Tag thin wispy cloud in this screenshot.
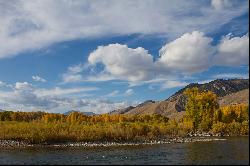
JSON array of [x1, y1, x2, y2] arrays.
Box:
[[0, 0, 248, 58], [124, 89, 134, 96], [212, 73, 249, 79], [104, 90, 120, 97], [104, 89, 135, 98], [32, 75, 47, 82], [160, 81, 189, 91]]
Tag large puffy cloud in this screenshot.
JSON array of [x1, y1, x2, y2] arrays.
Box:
[[214, 34, 249, 66], [63, 31, 248, 84], [158, 31, 215, 73], [88, 44, 155, 81], [159, 32, 249, 69], [0, 0, 248, 58]]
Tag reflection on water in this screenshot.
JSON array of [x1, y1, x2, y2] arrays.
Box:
[[184, 137, 249, 165], [0, 137, 248, 165]]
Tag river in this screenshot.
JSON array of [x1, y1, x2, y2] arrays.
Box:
[[0, 137, 248, 165]]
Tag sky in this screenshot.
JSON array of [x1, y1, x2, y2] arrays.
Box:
[[0, 0, 249, 114]]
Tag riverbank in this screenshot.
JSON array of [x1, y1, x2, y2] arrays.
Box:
[[0, 136, 228, 148]]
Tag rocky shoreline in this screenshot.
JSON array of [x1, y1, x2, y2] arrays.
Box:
[[0, 136, 228, 148]]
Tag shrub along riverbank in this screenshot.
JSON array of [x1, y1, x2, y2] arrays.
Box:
[[0, 88, 248, 144]]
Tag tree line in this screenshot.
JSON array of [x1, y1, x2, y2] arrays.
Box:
[[0, 87, 248, 143], [0, 111, 169, 124]]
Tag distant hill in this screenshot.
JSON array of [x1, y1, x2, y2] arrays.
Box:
[[64, 110, 96, 116], [109, 106, 135, 115], [108, 100, 155, 115], [110, 79, 249, 119]]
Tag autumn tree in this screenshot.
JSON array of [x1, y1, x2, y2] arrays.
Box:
[[184, 87, 219, 130]]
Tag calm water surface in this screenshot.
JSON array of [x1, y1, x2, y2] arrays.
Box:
[[0, 137, 248, 165]]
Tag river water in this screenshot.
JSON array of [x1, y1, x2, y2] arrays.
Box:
[[0, 137, 248, 165]]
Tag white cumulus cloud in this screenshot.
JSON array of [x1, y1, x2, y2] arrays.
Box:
[[158, 31, 215, 73], [63, 31, 249, 85], [88, 44, 156, 82], [214, 33, 249, 66]]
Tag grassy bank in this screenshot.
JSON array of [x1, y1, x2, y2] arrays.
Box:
[[0, 119, 248, 144], [0, 120, 187, 144]]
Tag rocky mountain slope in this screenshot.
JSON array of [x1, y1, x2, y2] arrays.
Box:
[[218, 89, 249, 107], [110, 79, 249, 119]]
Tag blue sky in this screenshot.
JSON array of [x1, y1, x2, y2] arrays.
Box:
[[0, 0, 249, 113]]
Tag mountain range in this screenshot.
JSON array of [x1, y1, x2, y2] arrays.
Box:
[[110, 79, 249, 119], [0, 79, 248, 118]]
